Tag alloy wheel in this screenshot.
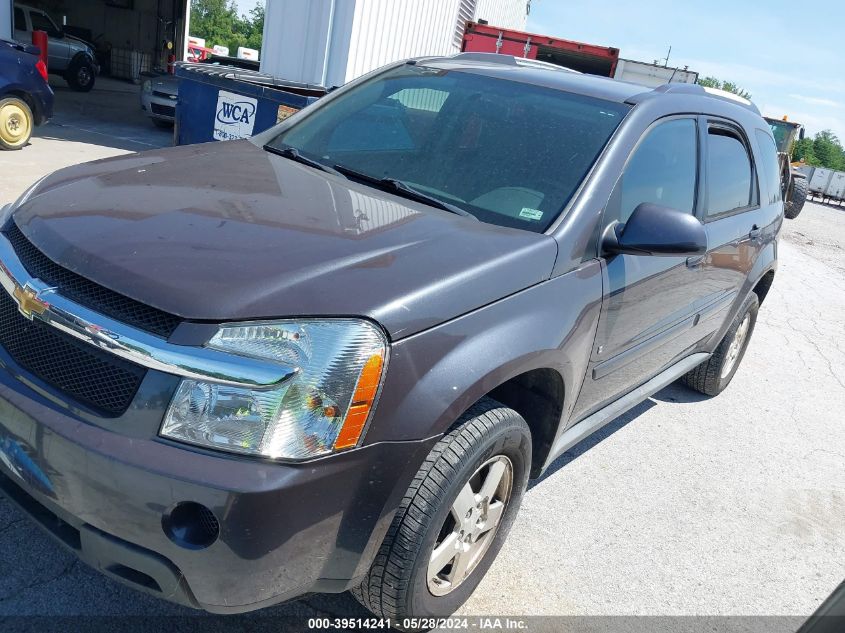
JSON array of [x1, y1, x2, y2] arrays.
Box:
[[721, 313, 750, 379], [427, 455, 513, 596], [78, 67, 92, 87]]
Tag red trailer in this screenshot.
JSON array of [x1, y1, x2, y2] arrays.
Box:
[[461, 22, 619, 77]]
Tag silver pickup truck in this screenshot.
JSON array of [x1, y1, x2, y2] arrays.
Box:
[[13, 3, 98, 92]]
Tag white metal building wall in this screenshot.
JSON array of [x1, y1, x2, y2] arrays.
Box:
[[261, 0, 341, 87], [261, 0, 527, 87], [343, 0, 462, 81], [475, 0, 528, 32], [1, 1, 11, 40]]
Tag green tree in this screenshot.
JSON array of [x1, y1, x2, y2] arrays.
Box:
[[811, 130, 845, 171], [792, 130, 845, 170], [792, 137, 819, 166], [190, 0, 264, 56], [697, 76, 752, 100], [241, 4, 265, 51]]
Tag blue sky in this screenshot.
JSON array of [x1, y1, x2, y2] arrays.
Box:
[[526, 0, 845, 141]]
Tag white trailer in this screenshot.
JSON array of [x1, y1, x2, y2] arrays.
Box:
[[809, 168, 835, 195], [824, 171, 845, 202], [613, 58, 698, 88]]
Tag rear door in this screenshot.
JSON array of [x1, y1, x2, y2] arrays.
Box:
[[572, 116, 705, 420], [694, 119, 766, 337]]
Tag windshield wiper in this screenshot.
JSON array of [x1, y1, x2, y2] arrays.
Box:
[[332, 164, 476, 219], [263, 144, 342, 177]]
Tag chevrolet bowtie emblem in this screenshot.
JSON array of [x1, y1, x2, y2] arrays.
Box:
[[13, 283, 50, 320]]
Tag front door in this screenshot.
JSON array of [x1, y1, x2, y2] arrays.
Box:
[[572, 117, 706, 420]]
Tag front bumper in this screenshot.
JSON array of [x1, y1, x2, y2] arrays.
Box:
[[32, 83, 54, 126], [141, 91, 177, 121], [0, 365, 435, 612]]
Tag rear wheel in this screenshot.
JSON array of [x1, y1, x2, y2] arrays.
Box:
[[682, 293, 759, 396], [352, 397, 531, 627], [0, 97, 33, 150], [785, 175, 808, 219]]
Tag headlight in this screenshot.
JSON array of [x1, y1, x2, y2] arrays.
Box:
[[142, 79, 152, 94], [160, 319, 387, 460]]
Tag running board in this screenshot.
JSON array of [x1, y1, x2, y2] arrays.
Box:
[[544, 352, 711, 468]]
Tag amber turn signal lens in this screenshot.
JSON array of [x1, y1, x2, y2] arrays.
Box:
[[334, 353, 384, 450]]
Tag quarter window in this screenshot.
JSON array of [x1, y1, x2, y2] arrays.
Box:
[[14, 8, 25, 29], [755, 129, 782, 205], [706, 128, 755, 216], [613, 118, 698, 225]]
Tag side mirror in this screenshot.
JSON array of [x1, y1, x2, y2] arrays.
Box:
[[603, 202, 707, 257]]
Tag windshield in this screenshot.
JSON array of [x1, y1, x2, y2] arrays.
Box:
[[266, 64, 629, 232], [768, 120, 795, 154]]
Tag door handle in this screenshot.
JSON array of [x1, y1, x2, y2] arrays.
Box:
[[686, 255, 705, 268], [749, 225, 762, 240]]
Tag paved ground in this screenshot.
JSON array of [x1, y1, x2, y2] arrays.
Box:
[[0, 90, 843, 627], [0, 76, 170, 201]]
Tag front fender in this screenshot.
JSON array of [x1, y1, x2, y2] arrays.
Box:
[[364, 260, 603, 444], [70, 50, 99, 73]]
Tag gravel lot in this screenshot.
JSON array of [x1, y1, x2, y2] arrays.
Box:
[[0, 98, 843, 628]]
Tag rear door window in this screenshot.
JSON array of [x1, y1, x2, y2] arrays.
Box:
[[706, 127, 756, 217]]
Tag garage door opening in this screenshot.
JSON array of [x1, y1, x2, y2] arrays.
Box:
[[12, 0, 190, 150]]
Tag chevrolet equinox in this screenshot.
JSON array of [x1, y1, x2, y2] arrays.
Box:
[[0, 53, 782, 623]]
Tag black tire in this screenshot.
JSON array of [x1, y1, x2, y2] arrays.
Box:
[[352, 397, 531, 627], [151, 118, 174, 129], [0, 97, 33, 150], [785, 175, 808, 219], [682, 292, 759, 396], [66, 59, 96, 92]]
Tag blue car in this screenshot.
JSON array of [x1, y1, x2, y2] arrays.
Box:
[[0, 37, 53, 150]]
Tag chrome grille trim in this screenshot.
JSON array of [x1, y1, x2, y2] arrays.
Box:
[[0, 226, 295, 389]]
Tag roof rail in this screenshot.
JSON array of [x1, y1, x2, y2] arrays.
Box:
[[649, 83, 760, 114], [450, 52, 519, 65], [449, 52, 580, 73]]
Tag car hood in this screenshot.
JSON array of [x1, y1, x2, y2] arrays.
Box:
[[150, 74, 178, 95], [63, 34, 93, 53], [11, 141, 557, 339]]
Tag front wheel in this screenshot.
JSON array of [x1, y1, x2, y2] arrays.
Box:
[[681, 292, 759, 396], [0, 97, 33, 150], [66, 59, 96, 92], [353, 397, 531, 626], [785, 175, 808, 219]]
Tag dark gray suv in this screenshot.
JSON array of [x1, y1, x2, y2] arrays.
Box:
[[0, 53, 781, 623]]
